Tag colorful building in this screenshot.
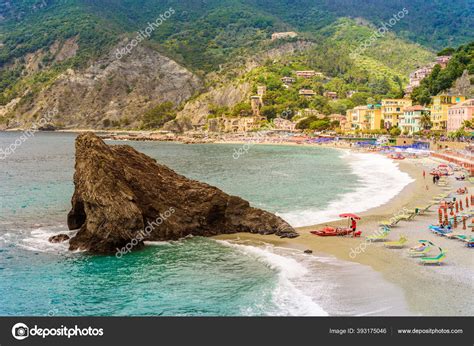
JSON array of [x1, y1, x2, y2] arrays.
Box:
[[281, 76, 296, 84], [430, 94, 465, 131], [323, 91, 338, 100], [346, 105, 368, 131], [447, 99, 474, 133], [295, 71, 323, 78], [398, 105, 430, 135], [365, 104, 382, 130], [381, 98, 412, 129], [299, 89, 316, 97], [435, 55, 452, 68]]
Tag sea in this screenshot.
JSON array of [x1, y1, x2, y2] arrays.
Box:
[[0, 132, 414, 316]]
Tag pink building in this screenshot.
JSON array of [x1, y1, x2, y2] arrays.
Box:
[[447, 99, 474, 132], [435, 55, 452, 68]]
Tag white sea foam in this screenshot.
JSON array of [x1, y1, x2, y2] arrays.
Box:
[[278, 150, 415, 227], [18, 226, 75, 253], [216, 240, 328, 316]]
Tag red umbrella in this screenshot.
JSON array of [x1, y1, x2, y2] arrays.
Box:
[[339, 213, 361, 220]]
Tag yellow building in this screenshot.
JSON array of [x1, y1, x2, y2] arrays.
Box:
[[381, 98, 412, 129], [365, 105, 382, 130], [430, 94, 465, 131], [344, 105, 381, 132], [346, 106, 368, 132]]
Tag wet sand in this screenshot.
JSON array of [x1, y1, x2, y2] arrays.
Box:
[[215, 157, 474, 316]]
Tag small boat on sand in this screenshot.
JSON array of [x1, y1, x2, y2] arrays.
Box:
[[388, 153, 405, 160], [311, 227, 361, 237]]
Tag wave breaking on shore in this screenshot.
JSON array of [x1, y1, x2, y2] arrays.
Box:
[[278, 150, 415, 227]]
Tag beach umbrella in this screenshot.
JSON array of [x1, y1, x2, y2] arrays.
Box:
[[466, 196, 469, 208], [460, 200, 464, 211], [453, 214, 458, 228], [438, 209, 443, 225], [444, 209, 449, 226], [471, 195, 473, 205], [455, 201, 459, 213], [463, 216, 467, 230], [339, 213, 361, 220], [450, 205, 454, 216]]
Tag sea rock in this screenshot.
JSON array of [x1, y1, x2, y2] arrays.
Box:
[[48, 234, 70, 243], [304, 249, 313, 254], [65, 133, 297, 254], [38, 124, 56, 131]]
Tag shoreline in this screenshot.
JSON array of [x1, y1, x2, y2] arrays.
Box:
[[215, 156, 474, 316]]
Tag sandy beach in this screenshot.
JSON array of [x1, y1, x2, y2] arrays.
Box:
[[215, 155, 474, 316]]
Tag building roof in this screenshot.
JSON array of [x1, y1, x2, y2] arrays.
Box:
[[404, 105, 428, 112], [449, 99, 474, 108]]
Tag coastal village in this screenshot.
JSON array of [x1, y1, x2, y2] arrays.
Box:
[[203, 49, 473, 137]]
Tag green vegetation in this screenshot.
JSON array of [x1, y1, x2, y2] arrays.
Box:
[[411, 42, 474, 105], [0, 0, 469, 128], [141, 102, 176, 129], [240, 22, 434, 124]]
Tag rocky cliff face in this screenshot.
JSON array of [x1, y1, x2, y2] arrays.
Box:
[[6, 42, 202, 129], [65, 133, 297, 254], [165, 40, 314, 131], [447, 70, 474, 98]]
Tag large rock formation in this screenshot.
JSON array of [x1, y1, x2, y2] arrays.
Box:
[[66, 133, 297, 254]]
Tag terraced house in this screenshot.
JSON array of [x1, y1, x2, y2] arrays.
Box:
[[381, 98, 412, 129], [398, 105, 430, 135], [447, 99, 474, 133], [430, 94, 465, 130], [365, 104, 382, 131], [345, 105, 368, 131]]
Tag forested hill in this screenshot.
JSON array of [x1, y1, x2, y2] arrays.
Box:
[[0, 0, 472, 129], [1, 0, 472, 71]]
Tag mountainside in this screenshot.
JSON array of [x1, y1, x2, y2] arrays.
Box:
[[411, 42, 474, 105], [0, 0, 471, 129]]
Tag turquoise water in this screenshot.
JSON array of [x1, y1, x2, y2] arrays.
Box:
[[0, 133, 410, 316]]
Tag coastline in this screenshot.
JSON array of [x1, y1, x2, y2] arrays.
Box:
[[215, 156, 474, 316]]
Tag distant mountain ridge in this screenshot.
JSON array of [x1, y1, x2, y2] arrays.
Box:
[[0, 0, 471, 129]]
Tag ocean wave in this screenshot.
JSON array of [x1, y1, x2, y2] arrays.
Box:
[[278, 151, 415, 227], [18, 226, 75, 253], [216, 240, 328, 316]]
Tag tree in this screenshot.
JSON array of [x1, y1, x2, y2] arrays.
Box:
[[141, 102, 176, 129], [309, 119, 331, 130], [420, 112, 432, 130], [390, 127, 401, 136], [232, 102, 253, 117], [296, 116, 319, 129]]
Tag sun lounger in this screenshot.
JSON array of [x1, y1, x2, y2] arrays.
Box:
[[367, 229, 390, 242], [420, 252, 446, 265], [379, 215, 406, 227], [384, 235, 408, 248], [416, 203, 434, 214], [430, 226, 452, 236], [398, 212, 417, 222], [409, 244, 432, 257]]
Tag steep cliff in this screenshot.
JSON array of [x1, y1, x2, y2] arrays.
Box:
[[4, 42, 203, 129]]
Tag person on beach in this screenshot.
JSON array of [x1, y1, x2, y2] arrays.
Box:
[[423, 170, 426, 179], [350, 217, 357, 234], [432, 174, 436, 184]]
